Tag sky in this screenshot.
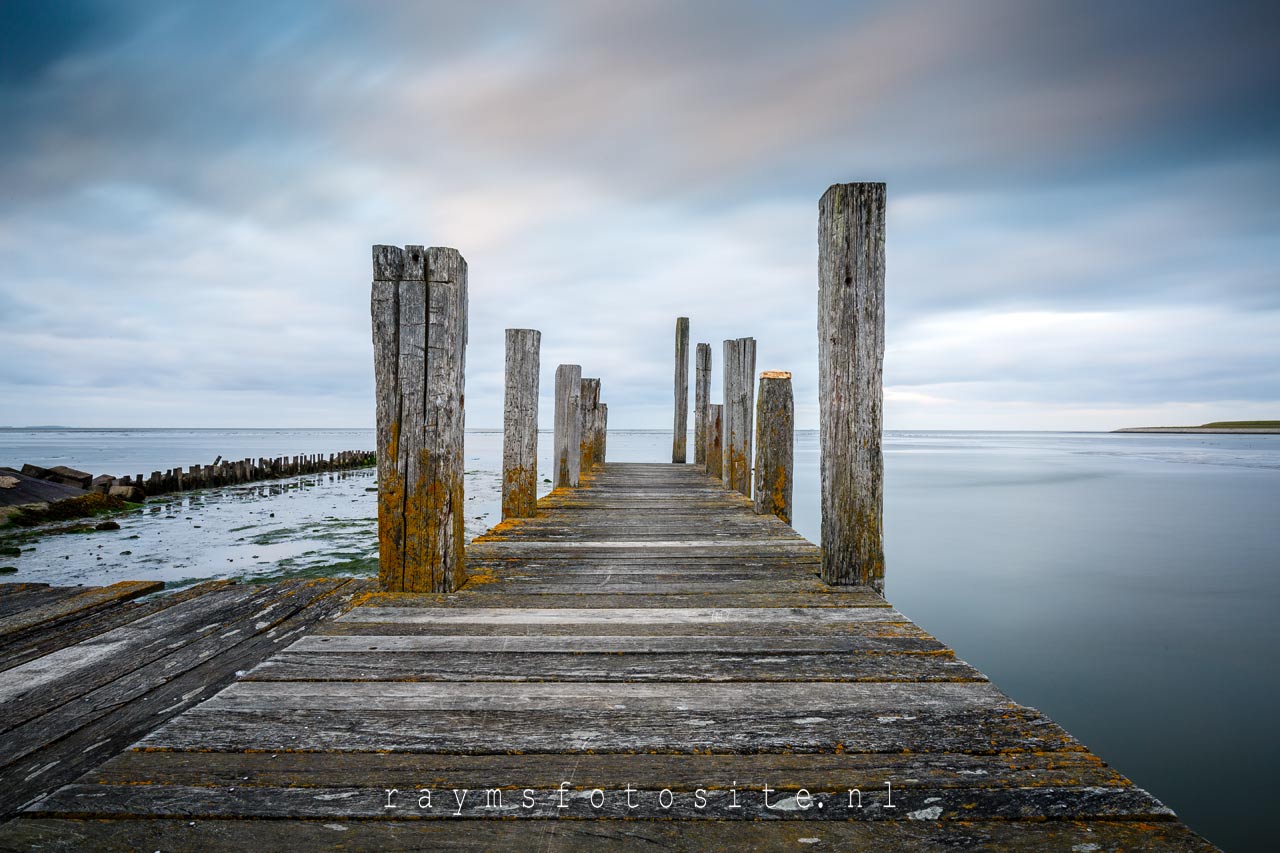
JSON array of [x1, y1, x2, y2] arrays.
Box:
[[1, 0, 1277, 431]]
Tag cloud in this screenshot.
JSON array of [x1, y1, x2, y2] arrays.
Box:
[[1, 0, 1278, 430]]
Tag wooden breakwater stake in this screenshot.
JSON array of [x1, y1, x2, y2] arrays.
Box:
[[694, 342, 711, 466], [554, 364, 583, 488], [754, 370, 794, 524], [705, 402, 724, 480], [597, 402, 608, 463], [580, 378, 601, 471], [501, 328, 540, 520], [672, 317, 690, 463], [818, 182, 886, 590], [721, 336, 756, 497], [371, 244, 468, 593]]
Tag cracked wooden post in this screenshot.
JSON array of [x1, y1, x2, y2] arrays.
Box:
[[597, 402, 608, 463], [554, 364, 583, 488], [819, 182, 886, 591], [580, 377, 601, 471], [673, 317, 690, 463], [371, 244, 468, 593], [705, 403, 724, 480], [721, 336, 756, 497], [502, 328, 540, 520], [753, 371, 794, 524], [694, 343, 711, 466]]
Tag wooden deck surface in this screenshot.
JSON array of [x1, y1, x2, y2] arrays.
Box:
[[1, 463, 1215, 850]]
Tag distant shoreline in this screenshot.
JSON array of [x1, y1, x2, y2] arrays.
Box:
[[1114, 426, 1280, 434]]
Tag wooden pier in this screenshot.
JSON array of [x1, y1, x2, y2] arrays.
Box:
[[0, 463, 1213, 850]]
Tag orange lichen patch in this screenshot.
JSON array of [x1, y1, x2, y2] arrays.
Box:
[[473, 514, 535, 542]]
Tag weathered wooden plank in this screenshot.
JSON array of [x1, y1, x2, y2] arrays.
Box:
[[818, 182, 886, 590], [0, 579, 372, 820], [0, 580, 163, 640], [0, 818, 1217, 852], [553, 364, 582, 488], [201, 681, 1006, 712], [84, 748, 1128, 792], [289, 632, 946, 653], [673, 316, 689, 462], [722, 336, 756, 496], [28, 781, 1170, 822], [244, 650, 982, 683], [136, 706, 1077, 754], [339, 607, 905, 625], [502, 329, 540, 520], [754, 370, 794, 524], [350, 592, 891, 610]]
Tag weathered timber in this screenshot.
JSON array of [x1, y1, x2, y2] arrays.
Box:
[[694, 341, 711, 466], [579, 377, 600, 471], [705, 401, 724, 479], [596, 402, 607, 463], [553, 364, 582, 488], [818, 182, 886, 590], [721, 336, 756, 496], [672, 316, 690, 462], [501, 328, 540, 519], [753, 370, 794, 523], [0, 463, 1211, 850], [371, 243, 468, 593]]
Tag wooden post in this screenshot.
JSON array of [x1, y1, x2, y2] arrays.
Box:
[[580, 378, 601, 471], [694, 343, 711, 466], [721, 336, 756, 497], [672, 317, 690, 463], [597, 402, 608, 463], [818, 182, 886, 591], [371, 243, 468, 594], [753, 371, 794, 524], [501, 328, 540, 520], [554, 364, 583, 488], [705, 403, 724, 480]]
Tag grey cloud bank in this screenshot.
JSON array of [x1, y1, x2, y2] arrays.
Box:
[[1, 0, 1277, 430]]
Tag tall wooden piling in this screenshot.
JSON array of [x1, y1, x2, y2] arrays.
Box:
[[371, 243, 468, 594], [554, 364, 583, 488], [597, 402, 608, 463], [580, 378, 601, 471], [721, 336, 756, 497], [694, 343, 711, 466], [672, 317, 690, 463], [753, 371, 794, 524], [705, 403, 724, 480], [818, 182, 886, 591], [501, 328, 540, 520]]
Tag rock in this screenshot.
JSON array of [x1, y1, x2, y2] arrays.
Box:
[[47, 466, 93, 489], [0, 545, 20, 557], [0, 476, 19, 490], [91, 475, 116, 494], [0, 566, 16, 575], [108, 485, 147, 502], [20, 463, 53, 480], [95, 520, 121, 531]]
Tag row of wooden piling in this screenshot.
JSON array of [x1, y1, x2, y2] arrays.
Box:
[[112, 450, 376, 499]]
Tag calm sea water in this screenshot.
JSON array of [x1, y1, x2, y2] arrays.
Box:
[[2, 427, 1276, 850]]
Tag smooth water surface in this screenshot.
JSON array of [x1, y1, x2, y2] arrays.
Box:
[[2, 428, 1276, 849]]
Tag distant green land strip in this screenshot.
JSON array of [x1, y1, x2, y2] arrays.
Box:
[[1114, 420, 1280, 434]]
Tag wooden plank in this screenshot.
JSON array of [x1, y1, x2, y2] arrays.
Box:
[[84, 748, 1129, 791], [135, 706, 1078, 754], [340, 606, 906, 625], [0, 580, 163, 640], [244, 650, 982, 683], [28, 781, 1170, 822], [0, 579, 373, 820], [818, 182, 886, 590], [288, 633, 948, 653]]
